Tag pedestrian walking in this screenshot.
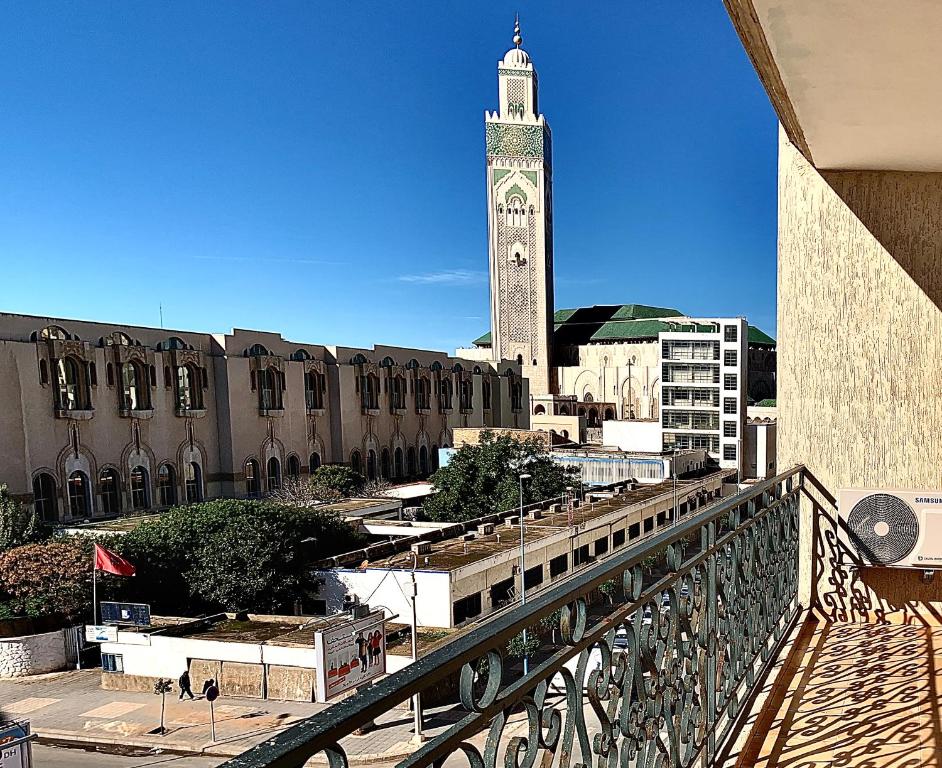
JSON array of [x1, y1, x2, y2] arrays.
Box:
[[178, 669, 195, 700], [202, 677, 216, 697]]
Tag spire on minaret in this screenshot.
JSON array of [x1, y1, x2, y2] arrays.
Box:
[[513, 14, 522, 48]]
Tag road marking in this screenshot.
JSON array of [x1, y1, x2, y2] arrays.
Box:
[[81, 701, 146, 718], [5, 697, 60, 714]]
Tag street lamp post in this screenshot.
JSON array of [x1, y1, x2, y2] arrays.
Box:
[[408, 552, 424, 743], [518, 472, 532, 674]]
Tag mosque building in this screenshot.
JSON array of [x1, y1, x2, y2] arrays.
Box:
[[457, 19, 777, 471]]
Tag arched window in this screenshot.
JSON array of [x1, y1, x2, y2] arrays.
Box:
[[380, 356, 396, 368], [305, 370, 324, 410], [380, 449, 391, 480], [394, 447, 404, 478], [68, 471, 90, 518], [440, 378, 453, 411], [516, 354, 524, 365], [130, 466, 150, 510], [121, 361, 150, 411], [482, 379, 492, 410], [157, 464, 176, 507], [57, 356, 89, 410], [99, 468, 121, 515], [511, 381, 523, 411], [391, 375, 407, 410], [459, 380, 473, 410], [559, 405, 570, 415], [534, 404, 546, 415], [245, 460, 260, 498], [267, 457, 281, 492], [286, 455, 301, 480], [588, 408, 600, 428], [350, 450, 362, 475], [361, 374, 379, 410], [431, 444, 439, 471], [419, 446, 429, 476], [507, 196, 526, 227], [578, 406, 587, 417], [176, 364, 203, 410], [604, 407, 615, 421], [185, 462, 203, 503], [416, 377, 431, 410], [33, 473, 58, 522], [259, 367, 283, 410], [367, 450, 377, 481], [584, 393, 594, 403], [407, 447, 416, 477], [309, 452, 321, 473], [41, 325, 69, 341]]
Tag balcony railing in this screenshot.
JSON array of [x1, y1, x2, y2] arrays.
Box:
[[222, 468, 803, 768]]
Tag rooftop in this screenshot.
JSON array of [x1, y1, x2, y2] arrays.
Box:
[[472, 304, 775, 348]]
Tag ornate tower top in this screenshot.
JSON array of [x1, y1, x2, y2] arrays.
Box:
[[503, 14, 531, 68], [513, 14, 522, 47]]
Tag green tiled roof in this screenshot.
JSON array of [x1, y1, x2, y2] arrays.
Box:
[[611, 304, 683, 320], [553, 308, 579, 322], [756, 399, 776, 407], [472, 331, 492, 346], [748, 325, 776, 346], [589, 319, 674, 341]]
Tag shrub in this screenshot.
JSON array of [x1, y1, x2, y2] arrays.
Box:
[[0, 539, 90, 620]]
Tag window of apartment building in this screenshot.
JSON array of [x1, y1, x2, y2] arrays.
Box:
[[724, 398, 737, 414], [724, 421, 737, 437], [612, 529, 626, 548], [628, 522, 641, 540], [724, 349, 737, 367], [99, 469, 121, 515], [380, 448, 391, 479], [56, 357, 91, 411], [407, 447, 416, 476], [156, 464, 176, 507], [259, 367, 284, 410], [309, 452, 321, 473], [594, 536, 609, 557], [643, 517, 654, 534], [724, 374, 737, 391], [549, 553, 568, 578], [102, 653, 124, 673], [452, 592, 483, 625], [489, 576, 514, 607], [439, 378, 453, 411], [185, 462, 203, 503], [459, 379, 473, 410], [391, 375, 407, 410], [724, 325, 738, 342], [394, 448, 404, 478], [419, 445, 429, 475], [524, 564, 544, 591], [130, 466, 149, 510], [723, 444, 737, 461], [67, 470, 90, 517]]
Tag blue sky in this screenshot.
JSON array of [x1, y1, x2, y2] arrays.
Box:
[[0, 2, 778, 351]]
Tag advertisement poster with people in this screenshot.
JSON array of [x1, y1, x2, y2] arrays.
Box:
[[313, 611, 386, 702]]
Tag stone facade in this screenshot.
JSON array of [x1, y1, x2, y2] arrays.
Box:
[[0, 312, 528, 520], [0, 629, 67, 677]]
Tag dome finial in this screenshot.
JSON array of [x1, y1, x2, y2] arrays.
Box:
[[513, 13, 522, 48]]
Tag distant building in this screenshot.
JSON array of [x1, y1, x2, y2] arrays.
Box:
[[457, 22, 776, 473], [0, 312, 528, 521]]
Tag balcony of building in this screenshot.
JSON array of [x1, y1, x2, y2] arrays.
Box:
[[220, 467, 942, 768]]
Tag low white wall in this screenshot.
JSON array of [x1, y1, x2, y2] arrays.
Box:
[[101, 633, 319, 679], [602, 420, 662, 452], [0, 629, 67, 678]]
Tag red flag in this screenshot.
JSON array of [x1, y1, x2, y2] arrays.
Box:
[[94, 544, 136, 577]]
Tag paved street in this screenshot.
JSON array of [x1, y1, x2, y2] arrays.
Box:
[[32, 743, 222, 767]]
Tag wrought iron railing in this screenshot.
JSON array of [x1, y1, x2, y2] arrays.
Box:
[[223, 467, 804, 768]]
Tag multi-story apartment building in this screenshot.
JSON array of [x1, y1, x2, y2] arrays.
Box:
[[660, 317, 747, 470], [0, 312, 528, 522]]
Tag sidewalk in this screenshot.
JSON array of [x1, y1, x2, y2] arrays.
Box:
[[0, 669, 469, 763]]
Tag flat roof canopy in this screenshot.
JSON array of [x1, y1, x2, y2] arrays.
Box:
[[733, 1, 942, 171]]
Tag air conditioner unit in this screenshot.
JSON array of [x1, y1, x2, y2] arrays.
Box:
[[410, 542, 432, 556], [839, 488, 942, 568]]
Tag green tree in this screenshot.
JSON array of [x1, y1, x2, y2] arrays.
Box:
[[116, 499, 364, 614], [423, 432, 580, 523], [311, 465, 366, 498], [0, 539, 91, 620], [0, 484, 49, 552]]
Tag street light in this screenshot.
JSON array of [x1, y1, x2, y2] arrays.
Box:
[[518, 472, 532, 674]]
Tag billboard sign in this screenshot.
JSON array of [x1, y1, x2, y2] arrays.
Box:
[[100, 601, 151, 627], [85, 625, 119, 643], [314, 610, 386, 702], [0, 721, 32, 768]]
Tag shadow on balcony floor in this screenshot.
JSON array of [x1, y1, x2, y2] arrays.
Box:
[[734, 618, 942, 767]]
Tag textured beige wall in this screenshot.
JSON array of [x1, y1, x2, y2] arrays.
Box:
[[779, 130, 942, 621], [778, 130, 942, 490]]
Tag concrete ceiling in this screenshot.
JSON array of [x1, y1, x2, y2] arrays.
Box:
[[745, 1, 942, 171]]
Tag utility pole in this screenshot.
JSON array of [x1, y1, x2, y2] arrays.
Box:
[[409, 553, 424, 742], [518, 472, 531, 675]]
